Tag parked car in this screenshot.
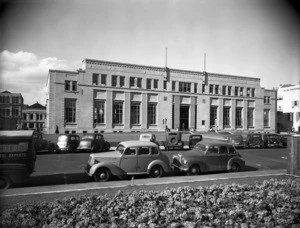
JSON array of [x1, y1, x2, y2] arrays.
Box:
[[33, 132, 56, 153], [85, 141, 171, 182], [226, 134, 244, 149], [189, 134, 203, 150], [262, 133, 284, 148], [244, 133, 263, 148], [77, 133, 110, 153], [172, 141, 245, 175], [279, 134, 291, 148], [56, 134, 80, 153], [164, 132, 184, 150], [139, 133, 159, 146]]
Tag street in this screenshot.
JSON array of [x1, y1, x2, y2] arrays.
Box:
[[12, 147, 288, 188]]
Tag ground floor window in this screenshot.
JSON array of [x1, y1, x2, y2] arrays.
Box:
[[236, 107, 243, 127], [131, 102, 140, 124], [148, 103, 157, 125], [223, 107, 230, 126], [94, 100, 105, 124], [247, 108, 254, 127], [113, 101, 123, 124], [65, 99, 76, 123], [264, 109, 270, 127], [210, 106, 218, 126]]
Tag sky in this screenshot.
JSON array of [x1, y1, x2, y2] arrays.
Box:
[[0, 0, 300, 105]]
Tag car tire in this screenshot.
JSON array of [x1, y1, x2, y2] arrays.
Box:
[[94, 168, 111, 182], [169, 137, 178, 145], [0, 175, 11, 190], [231, 163, 240, 172], [188, 164, 200, 175], [149, 165, 163, 178]]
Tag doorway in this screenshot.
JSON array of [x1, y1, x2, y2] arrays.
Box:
[[180, 105, 189, 130]]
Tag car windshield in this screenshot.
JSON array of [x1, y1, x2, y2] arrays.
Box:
[[116, 144, 125, 154], [193, 144, 208, 152], [191, 136, 201, 139], [58, 135, 68, 142], [252, 135, 260, 138], [82, 135, 94, 140], [269, 135, 279, 139]]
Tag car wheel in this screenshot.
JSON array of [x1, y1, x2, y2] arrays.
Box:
[[0, 175, 11, 190], [231, 163, 240, 172], [94, 168, 111, 182], [149, 165, 163, 178], [188, 164, 200, 175]]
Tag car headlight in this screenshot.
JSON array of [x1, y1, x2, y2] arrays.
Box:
[[182, 158, 187, 165]]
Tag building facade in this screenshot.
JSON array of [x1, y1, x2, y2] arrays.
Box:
[[46, 59, 277, 134], [277, 84, 300, 132], [22, 102, 46, 131], [0, 91, 23, 130]]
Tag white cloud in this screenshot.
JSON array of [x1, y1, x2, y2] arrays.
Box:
[[0, 50, 75, 105]]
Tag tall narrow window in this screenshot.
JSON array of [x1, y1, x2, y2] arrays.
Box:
[[94, 100, 105, 124], [148, 103, 157, 125], [72, 81, 77, 91], [202, 84, 206, 93], [65, 99, 76, 123], [240, 87, 244, 96], [251, 88, 255, 97], [130, 77, 135, 87], [209, 85, 213, 94], [235, 87, 239, 96], [113, 101, 123, 124], [194, 83, 198, 93], [153, 79, 158, 89], [147, 79, 152, 89], [163, 81, 167, 90], [236, 107, 243, 127], [131, 102, 140, 124], [137, 78, 142, 88], [247, 108, 254, 127], [92, 74, 99, 85], [112, 75, 117, 87], [215, 85, 219, 95], [223, 107, 230, 126], [264, 109, 270, 127], [222, 86, 226, 95], [101, 74, 107, 85], [120, 76, 125, 87], [172, 81, 176, 91], [228, 86, 232, 96], [210, 106, 218, 126], [247, 88, 251, 97], [65, 80, 71, 91]]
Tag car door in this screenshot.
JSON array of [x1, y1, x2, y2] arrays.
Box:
[[120, 147, 138, 174], [136, 146, 152, 173], [218, 145, 231, 170], [204, 145, 222, 171]]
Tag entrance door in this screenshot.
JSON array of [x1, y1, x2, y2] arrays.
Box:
[[180, 105, 189, 130]]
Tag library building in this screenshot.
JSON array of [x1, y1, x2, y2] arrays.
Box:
[[46, 59, 276, 134]]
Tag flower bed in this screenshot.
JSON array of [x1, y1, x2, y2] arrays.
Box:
[[1, 178, 300, 227]]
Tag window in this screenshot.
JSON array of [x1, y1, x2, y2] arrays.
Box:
[[112, 75, 117, 87], [137, 78, 142, 88], [153, 79, 158, 89], [72, 81, 77, 91], [264, 109, 270, 127], [235, 87, 239, 96], [65, 80, 71, 91], [194, 83, 198, 93], [210, 106, 218, 126], [138, 147, 150, 155], [251, 88, 255, 97], [124, 148, 136, 156], [240, 87, 244, 96], [220, 146, 228, 154], [65, 80, 77, 92], [223, 107, 230, 126], [151, 147, 159, 155], [247, 108, 254, 127], [148, 103, 157, 125], [120, 76, 125, 87], [92, 74, 99, 85], [23, 114, 26, 120], [131, 102, 140, 124], [228, 86, 232, 96], [113, 101, 123, 124], [94, 100, 105, 124], [179, 82, 191, 92], [65, 99, 76, 123], [147, 79, 151, 89], [236, 107, 243, 127], [101, 74, 107, 85], [202, 84, 206, 93], [247, 88, 251, 97], [30, 114, 34, 120], [264, 96, 270, 104], [130, 77, 135, 87], [164, 81, 167, 90], [222, 86, 226, 95], [209, 85, 213, 94], [215, 85, 219, 95], [172, 81, 176, 91]]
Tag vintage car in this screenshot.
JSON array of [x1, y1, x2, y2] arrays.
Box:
[[262, 133, 284, 148], [189, 134, 203, 150], [226, 134, 245, 149], [33, 132, 56, 153], [244, 133, 263, 148], [172, 141, 245, 175], [85, 141, 171, 182], [56, 134, 80, 153], [164, 132, 184, 150], [139, 133, 159, 145], [77, 133, 110, 153], [0, 130, 37, 189]]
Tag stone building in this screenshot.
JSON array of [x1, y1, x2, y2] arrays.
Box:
[[22, 102, 46, 130], [46, 59, 277, 134]]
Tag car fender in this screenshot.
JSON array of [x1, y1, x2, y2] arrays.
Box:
[[147, 160, 171, 174], [227, 157, 244, 170], [89, 162, 126, 176], [186, 159, 206, 172]]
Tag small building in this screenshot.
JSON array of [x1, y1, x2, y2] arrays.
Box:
[[46, 59, 277, 134], [0, 91, 23, 130], [22, 102, 46, 131], [277, 84, 300, 132]]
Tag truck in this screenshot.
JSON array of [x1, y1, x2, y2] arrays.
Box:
[[0, 130, 37, 189]]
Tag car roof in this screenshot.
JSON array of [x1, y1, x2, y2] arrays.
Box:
[[197, 140, 233, 147], [119, 140, 158, 147]]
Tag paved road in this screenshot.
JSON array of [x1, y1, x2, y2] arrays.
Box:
[[11, 147, 288, 188]]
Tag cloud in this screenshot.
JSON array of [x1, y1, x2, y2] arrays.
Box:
[[0, 50, 75, 105]]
